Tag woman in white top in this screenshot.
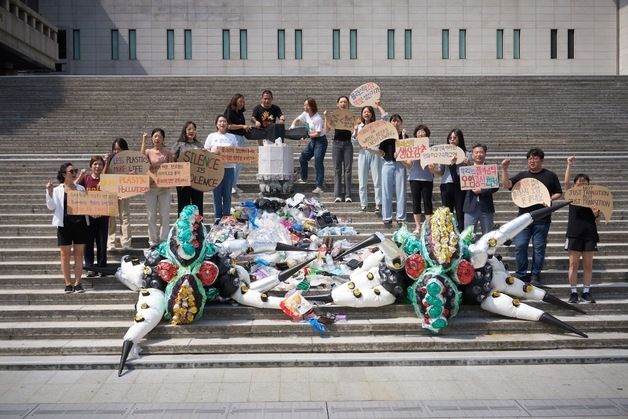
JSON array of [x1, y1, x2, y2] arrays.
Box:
[[204, 115, 239, 222], [292, 97, 327, 194]]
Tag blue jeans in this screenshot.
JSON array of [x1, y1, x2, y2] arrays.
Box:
[[464, 209, 494, 235], [299, 136, 328, 187], [381, 161, 407, 221], [213, 168, 235, 221], [358, 149, 383, 209], [513, 222, 551, 279]]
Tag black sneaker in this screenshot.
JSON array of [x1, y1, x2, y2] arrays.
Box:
[[64, 285, 73, 294], [86, 271, 97, 278], [73, 284, 85, 293], [580, 292, 596, 303], [568, 292, 579, 304]]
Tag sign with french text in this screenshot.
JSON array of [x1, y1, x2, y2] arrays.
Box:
[[100, 174, 150, 199], [215, 146, 259, 165], [565, 184, 613, 222], [511, 178, 551, 208], [420, 144, 467, 168], [154, 162, 191, 188], [395, 138, 430, 162], [349, 82, 381, 107], [326, 109, 357, 131], [67, 190, 119, 216], [108, 151, 150, 175], [356, 120, 398, 148], [459, 164, 499, 190], [180, 149, 224, 192]]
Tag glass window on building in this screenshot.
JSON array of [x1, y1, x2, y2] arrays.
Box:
[[350, 29, 357, 60], [333, 29, 340, 59], [72, 29, 80, 60], [240, 29, 247, 60], [567, 29, 574, 59], [222, 29, 230, 60], [167, 29, 174, 60], [277, 29, 285, 59], [128, 29, 136, 60], [513, 29, 520, 59], [387, 29, 395, 59], [441, 29, 449, 59], [184, 29, 192, 60], [111, 29, 119, 60], [459, 29, 466, 59], [404, 29, 412, 59], [57, 29, 66, 60], [496, 29, 503, 59], [550, 29, 557, 59], [295, 29, 302, 59]]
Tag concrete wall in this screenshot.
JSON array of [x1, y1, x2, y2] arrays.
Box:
[[39, 0, 620, 76], [621, 0, 628, 74]]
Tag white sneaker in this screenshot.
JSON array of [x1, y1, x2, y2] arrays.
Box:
[[234, 185, 243, 193], [231, 187, 237, 194], [312, 187, 324, 194], [345, 197, 352, 202], [334, 197, 342, 203]]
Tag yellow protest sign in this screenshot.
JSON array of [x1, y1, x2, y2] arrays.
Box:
[[395, 138, 430, 162], [420, 144, 467, 168], [349, 82, 381, 107], [356, 120, 398, 148], [565, 184, 613, 222], [180, 149, 224, 192], [215, 146, 259, 165], [511, 178, 551, 208], [100, 174, 150, 199], [154, 162, 191, 188], [67, 190, 119, 216], [326, 109, 358, 131], [108, 151, 150, 175]]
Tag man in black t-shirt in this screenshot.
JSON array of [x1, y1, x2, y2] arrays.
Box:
[[501, 148, 562, 286], [251, 90, 285, 145]]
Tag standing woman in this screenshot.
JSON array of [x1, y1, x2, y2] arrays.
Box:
[[46, 163, 89, 293], [204, 115, 238, 222], [104, 138, 132, 250], [293, 97, 327, 194], [225, 94, 251, 194], [378, 114, 408, 225], [76, 155, 109, 277], [435, 128, 468, 230], [564, 155, 600, 304], [141, 128, 175, 248], [325, 96, 354, 203], [171, 121, 204, 217], [352, 101, 388, 213], [402, 124, 435, 234]]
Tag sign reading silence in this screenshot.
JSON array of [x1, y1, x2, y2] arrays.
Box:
[[179, 149, 224, 192], [459, 164, 499, 191], [356, 120, 398, 148], [107, 151, 150, 175], [420, 144, 467, 168], [349, 82, 381, 108], [511, 177, 551, 208], [565, 184, 613, 223], [395, 138, 430, 162]]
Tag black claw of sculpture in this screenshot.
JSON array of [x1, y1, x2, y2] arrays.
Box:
[[274, 242, 317, 253], [118, 340, 134, 377], [539, 312, 588, 338], [333, 233, 385, 261], [543, 293, 587, 314]]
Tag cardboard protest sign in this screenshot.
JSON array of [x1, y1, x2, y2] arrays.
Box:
[[459, 164, 499, 191], [180, 149, 224, 192], [565, 184, 613, 222], [326, 109, 357, 131], [154, 162, 191, 188], [349, 82, 381, 107], [108, 151, 150, 175], [420, 144, 467, 168], [100, 174, 150, 199], [395, 138, 430, 162], [215, 146, 259, 165], [67, 190, 119, 216], [356, 120, 398, 148], [511, 178, 551, 208]]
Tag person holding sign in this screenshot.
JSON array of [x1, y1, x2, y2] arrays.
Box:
[[75, 155, 109, 277], [462, 144, 499, 235], [141, 128, 175, 248], [435, 128, 469, 230], [104, 138, 133, 250], [352, 101, 388, 213], [46, 163, 89, 293], [403, 124, 436, 234], [225, 94, 252, 194], [251, 89, 285, 146], [501, 148, 562, 287], [292, 97, 327, 194], [171, 121, 204, 217], [378, 114, 408, 225], [324, 95, 354, 203], [563, 156, 600, 304], [204, 115, 239, 222]]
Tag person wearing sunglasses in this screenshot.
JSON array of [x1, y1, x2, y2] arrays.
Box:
[[46, 163, 90, 293]]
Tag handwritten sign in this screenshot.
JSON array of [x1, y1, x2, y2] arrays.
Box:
[[100, 174, 150, 199], [349, 82, 381, 107], [216, 146, 259, 165], [565, 184, 613, 222], [420, 144, 467, 168], [67, 190, 119, 216], [356, 120, 398, 148], [154, 162, 191, 188], [395, 138, 430, 162], [180, 149, 224, 192], [326, 109, 357, 131], [459, 164, 499, 190], [108, 151, 150, 175], [511, 178, 551, 208]]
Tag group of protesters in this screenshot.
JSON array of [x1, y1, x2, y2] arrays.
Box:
[[45, 89, 600, 305]]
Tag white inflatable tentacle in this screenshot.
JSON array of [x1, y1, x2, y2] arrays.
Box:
[[480, 292, 543, 321], [122, 288, 166, 343]]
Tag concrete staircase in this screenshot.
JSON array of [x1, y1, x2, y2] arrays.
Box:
[[0, 76, 627, 370]]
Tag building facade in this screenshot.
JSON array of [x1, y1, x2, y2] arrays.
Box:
[[40, 0, 628, 76]]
